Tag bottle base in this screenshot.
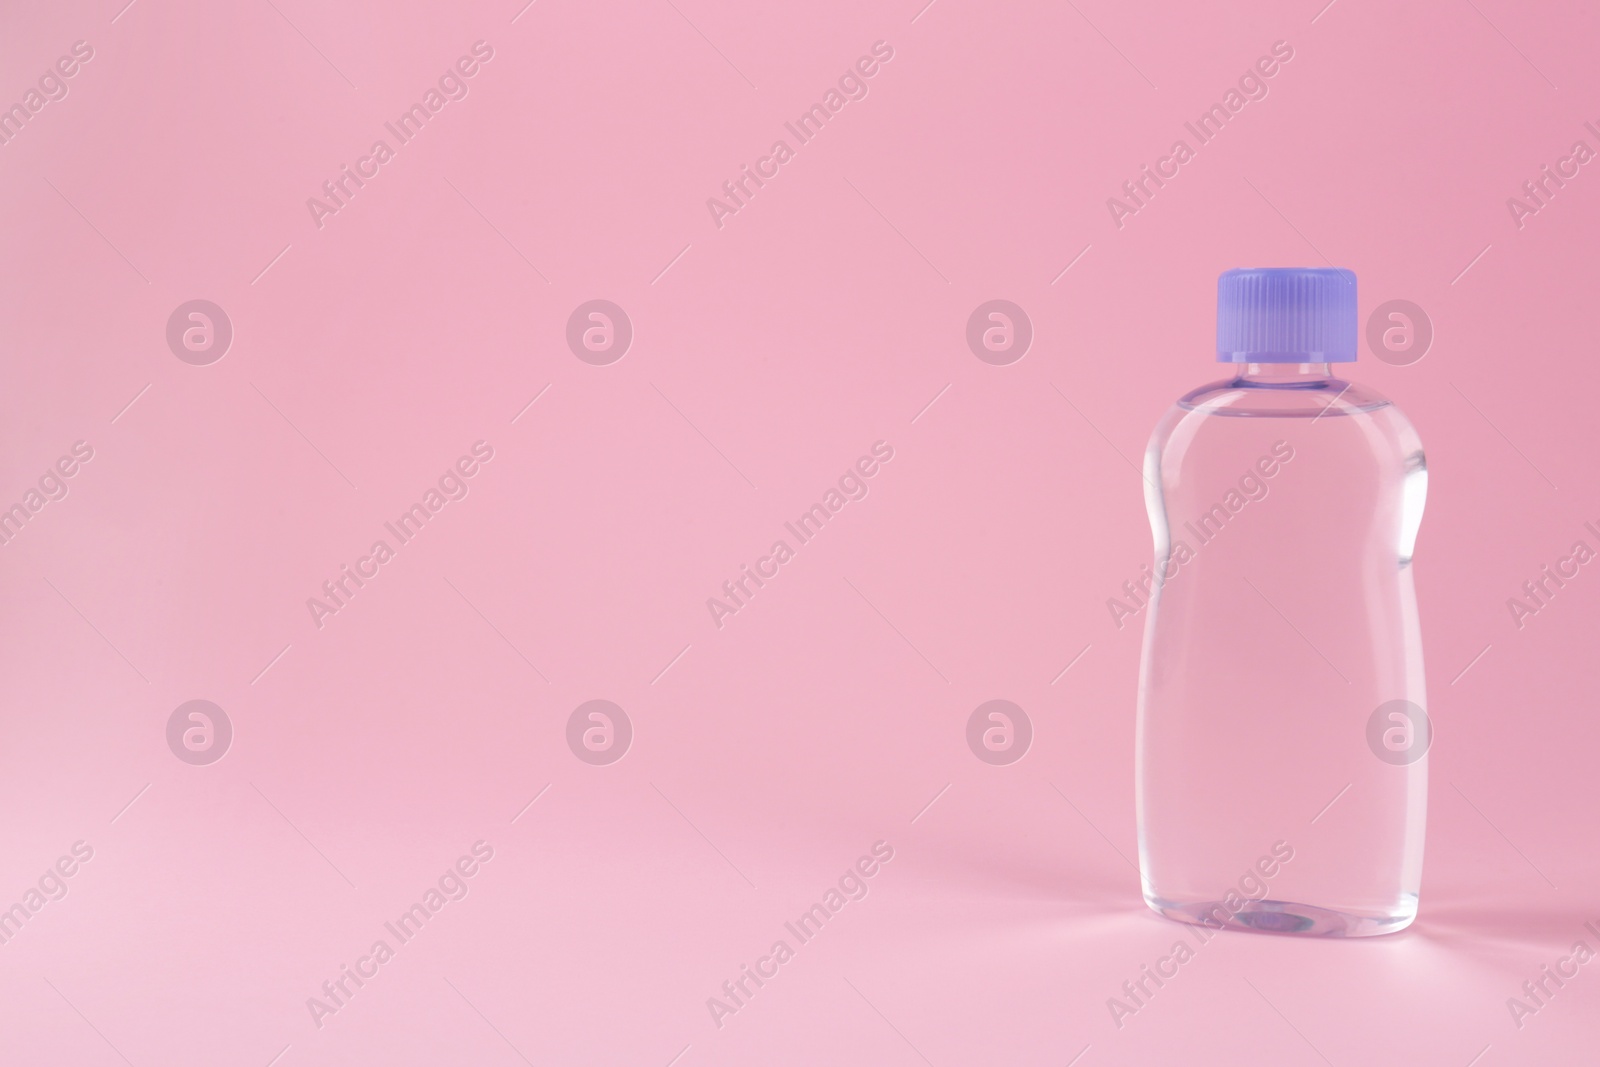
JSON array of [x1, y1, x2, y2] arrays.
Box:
[[1144, 893, 1417, 938]]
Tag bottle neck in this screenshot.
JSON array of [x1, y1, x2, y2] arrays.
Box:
[[1234, 362, 1333, 384]]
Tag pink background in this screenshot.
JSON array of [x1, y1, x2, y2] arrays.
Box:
[[2, 0, 1598, 1063]]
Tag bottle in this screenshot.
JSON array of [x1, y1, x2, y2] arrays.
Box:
[[1135, 267, 1428, 937]]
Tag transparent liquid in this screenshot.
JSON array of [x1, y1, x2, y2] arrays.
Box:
[[1135, 364, 1428, 937]]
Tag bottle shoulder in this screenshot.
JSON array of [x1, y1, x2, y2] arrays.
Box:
[[1148, 372, 1425, 474], [1174, 373, 1394, 419]]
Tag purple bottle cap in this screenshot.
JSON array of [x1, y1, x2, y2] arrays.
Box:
[[1217, 267, 1358, 363]]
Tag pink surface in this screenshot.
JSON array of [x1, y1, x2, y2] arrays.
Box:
[[2, 0, 1598, 1064]]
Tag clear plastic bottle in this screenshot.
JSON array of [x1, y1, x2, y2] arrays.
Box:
[[1135, 268, 1428, 937]]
